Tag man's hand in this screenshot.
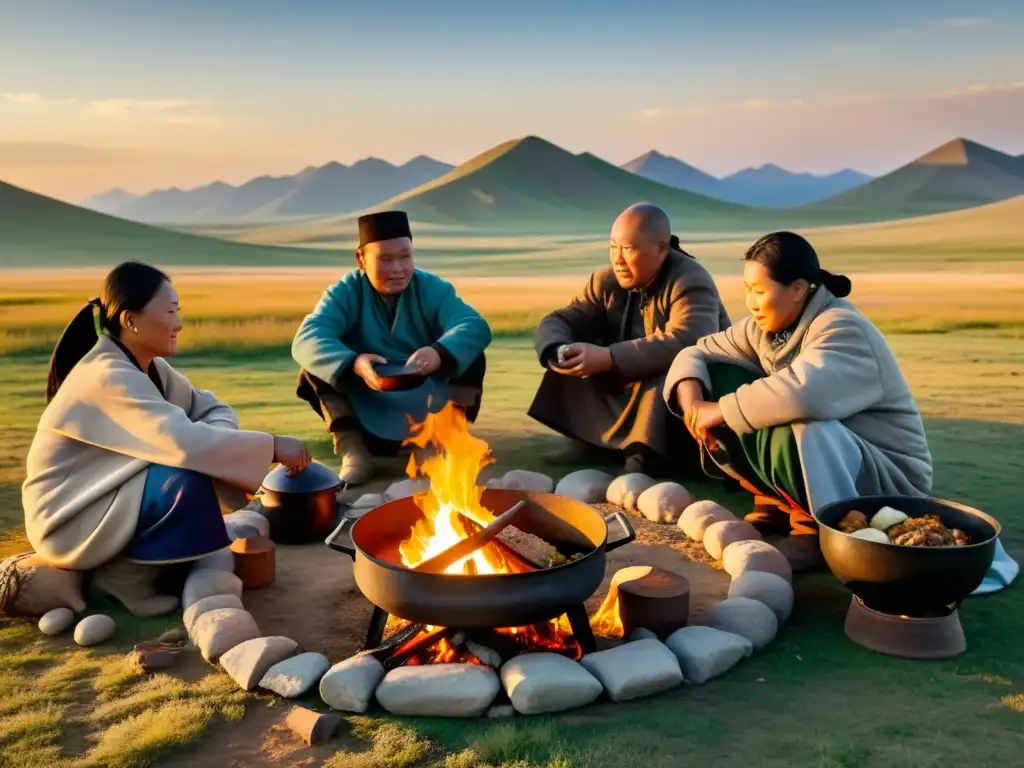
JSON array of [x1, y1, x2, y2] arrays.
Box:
[[406, 346, 441, 376], [353, 353, 387, 390], [555, 343, 613, 378]]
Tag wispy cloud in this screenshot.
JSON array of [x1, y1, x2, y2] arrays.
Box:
[[638, 81, 1023, 120], [934, 17, 992, 28], [85, 97, 222, 126], [3, 92, 45, 106]]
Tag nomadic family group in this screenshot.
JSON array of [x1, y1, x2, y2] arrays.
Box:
[[1, 203, 1015, 620]]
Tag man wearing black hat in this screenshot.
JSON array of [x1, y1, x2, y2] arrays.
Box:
[[292, 210, 492, 485]]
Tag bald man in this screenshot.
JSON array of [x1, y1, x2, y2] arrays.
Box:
[[528, 203, 731, 475]]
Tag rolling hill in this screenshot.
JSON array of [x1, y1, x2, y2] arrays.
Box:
[[810, 138, 1024, 217], [84, 156, 453, 224], [349, 136, 809, 232], [622, 152, 871, 207], [0, 179, 337, 267]]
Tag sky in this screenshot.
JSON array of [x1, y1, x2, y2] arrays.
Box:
[[0, 0, 1022, 201]]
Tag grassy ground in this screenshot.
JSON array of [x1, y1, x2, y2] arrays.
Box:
[[1, 272, 1023, 767]]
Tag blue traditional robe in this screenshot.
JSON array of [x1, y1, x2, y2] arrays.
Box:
[[291, 269, 492, 442]]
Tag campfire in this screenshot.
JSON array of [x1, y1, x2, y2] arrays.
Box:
[[365, 403, 583, 667]]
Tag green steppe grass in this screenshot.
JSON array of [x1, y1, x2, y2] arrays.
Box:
[[1, 257, 1023, 767]]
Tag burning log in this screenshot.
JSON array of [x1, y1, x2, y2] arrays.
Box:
[[412, 501, 528, 574], [366, 621, 425, 661], [382, 626, 456, 671]]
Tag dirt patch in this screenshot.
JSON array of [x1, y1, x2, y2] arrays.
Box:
[[169, 489, 728, 766]]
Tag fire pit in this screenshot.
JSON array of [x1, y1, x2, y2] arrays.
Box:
[[325, 403, 635, 664]]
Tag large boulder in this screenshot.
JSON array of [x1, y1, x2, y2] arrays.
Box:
[[320, 654, 386, 713], [678, 500, 736, 541], [663, 626, 752, 684], [500, 652, 603, 715], [636, 482, 694, 524], [220, 636, 299, 691], [375, 664, 500, 717], [554, 469, 615, 504], [728, 571, 794, 623], [702, 597, 778, 650], [606, 473, 657, 512], [501, 470, 555, 493], [579, 639, 683, 702]]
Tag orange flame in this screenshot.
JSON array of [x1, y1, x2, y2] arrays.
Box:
[[398, 402, 512, 575]]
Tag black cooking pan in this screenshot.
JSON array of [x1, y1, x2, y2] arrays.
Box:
[[325, 488, 636, 628], [257, 461, 341, 544]]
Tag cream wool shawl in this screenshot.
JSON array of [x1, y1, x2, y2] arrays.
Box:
[[663, 287, 933, 509], [23, 336, 275, 570]]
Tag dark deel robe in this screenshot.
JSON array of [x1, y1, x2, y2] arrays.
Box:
[[528, 249, 731, 463]]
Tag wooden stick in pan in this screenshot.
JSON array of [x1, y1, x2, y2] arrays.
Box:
[[412, 500, 528, 574]]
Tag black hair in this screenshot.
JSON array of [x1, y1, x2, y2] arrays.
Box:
[[744, 231, 851, 298], [45, 261, 170, 402]]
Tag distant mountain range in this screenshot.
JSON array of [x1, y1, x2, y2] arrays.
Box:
[[808, 138, 1024, 216], [85, 156, 454, 224], [621, 151, 872, 207]]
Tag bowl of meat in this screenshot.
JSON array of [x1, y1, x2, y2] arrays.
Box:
[[814, 495, 1000, 617]]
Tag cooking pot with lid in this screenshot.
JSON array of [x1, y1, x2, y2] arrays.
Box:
[[257, 461, 342, 544]]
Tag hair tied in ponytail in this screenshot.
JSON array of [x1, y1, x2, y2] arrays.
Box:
[[669, 234, 681, 250], [818, 268, 852, 299]]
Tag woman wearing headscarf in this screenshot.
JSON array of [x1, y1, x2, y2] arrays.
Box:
[[662, 232, 933, 571], [15, 261, 310, 618]]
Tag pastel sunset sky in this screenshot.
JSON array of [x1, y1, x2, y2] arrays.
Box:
[[1, 0, 1021, 201]]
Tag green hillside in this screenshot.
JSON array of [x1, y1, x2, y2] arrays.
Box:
[[358, 136, 822, 233], [0, 179, 339, 267], [810, 138, 1024, 218]]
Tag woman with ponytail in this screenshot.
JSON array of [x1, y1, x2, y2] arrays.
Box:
[[21, 261, 311, 618], [662, 232, 934, 571]]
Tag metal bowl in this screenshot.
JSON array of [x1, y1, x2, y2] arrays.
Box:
[[374, 363, 426, 392], [815, 495, 999, 617]]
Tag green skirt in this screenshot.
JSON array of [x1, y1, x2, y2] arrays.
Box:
[[701, 363, 809, 512]]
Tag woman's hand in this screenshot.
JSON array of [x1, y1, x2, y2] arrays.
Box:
[[674, 379, 703, 413], [273, 435, 312, 476], [683, 401, 725, 440]]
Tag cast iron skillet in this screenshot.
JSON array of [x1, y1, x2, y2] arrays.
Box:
[[815, 495, 999, 617], [326, 488, 636, 628]]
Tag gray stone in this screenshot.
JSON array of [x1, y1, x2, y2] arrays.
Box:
[[182, 570, 243, 611], [678, 500, 736, 541], [227, 524, 261, 541], [485, 478, 504, 489], [259, 652, 331, 698], [223, 509, 270, 538], [192, 608, 261, 662], [501, 652, 603, 715], [637, 482, 694, 524], [74, 615, 116, 647], [703, 597, 779, 650], [664, 626, 752, 684], [721, 540, 793, 583], [466, 641, 502, 669], [703, 520, 762, 560], [220, 636, 299, 691], [320, 654, 386, 713], [375, 664, 500, 717], [184, 594, 245, 637], [383, 478, 430, 502], [554, 469, 615, 504], [350, 493, 383, 509], [38, 607, 75, 636], [728, 571, 795, 624], [606, 473, 657, 512], [579, 639, 683, 702], [502, 469, 555, 493], [488, 704, 515, 718], [627, 627, 658, 642], [192, 548, 235, 573]]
